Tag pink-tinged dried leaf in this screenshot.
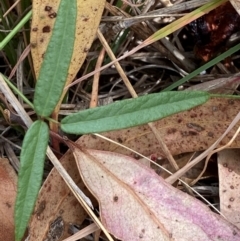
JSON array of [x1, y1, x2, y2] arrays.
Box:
[[218, 149, 240, 229], [72, 147, 240, 241], [0, 158, 17, 241], [78, 98, 240, 158], [29, 150, 96, 241]]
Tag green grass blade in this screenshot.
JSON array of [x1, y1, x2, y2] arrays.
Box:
[[15, 120, 49, 241], [33, 0, 76, 117], [0, 10, 32, 51], [147, 0, 227, 44], [1, 74, 34, 109], [61, 91, 209, 134], [163, 43, 240, 91]]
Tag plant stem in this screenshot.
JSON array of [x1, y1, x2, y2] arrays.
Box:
[[0, 10, 32, 50], [0, 73, 34, 109]]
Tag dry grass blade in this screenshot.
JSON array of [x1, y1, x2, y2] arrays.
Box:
[[190, 125, 240, 186], [8, 44, 31, 80], [2, 0, 21, 18], [90, 47, 105, 108], [62, 223, 99, 241], [0, 74, 32, 127], [117, 0, 212, 25], [166, 111, 240, 184], [97, 29, 137, 98]]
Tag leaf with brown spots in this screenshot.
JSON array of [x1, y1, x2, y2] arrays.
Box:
[[218, 149, 240, 229], [31, 0, 105, 95], [31, 0, 60, 77], [0, 158, 17, 241]]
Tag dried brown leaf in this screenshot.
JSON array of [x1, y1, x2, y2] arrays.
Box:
[[0, 158, 17, 241], [29, 150, 96, 241], [218, 149, 240, 229], [78, 98, 240, 158]]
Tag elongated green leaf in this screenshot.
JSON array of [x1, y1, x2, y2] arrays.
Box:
[[33, 0, 76, 117], [15, 120, 49, 241], [61, 91, 210, 134]]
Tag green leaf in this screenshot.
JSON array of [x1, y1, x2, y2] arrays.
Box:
[[15, 120, 49, 241], [61, 91, 210, 134], [33, 0, 76, 117]]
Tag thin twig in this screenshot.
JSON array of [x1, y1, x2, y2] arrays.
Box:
[[3, 0, 21, 18], [90, 47, 105, 108], [191, 126, 240, 185], [166, 111, 240, 184], [97, 29, 179, 170], [97, 29, 138, 98]]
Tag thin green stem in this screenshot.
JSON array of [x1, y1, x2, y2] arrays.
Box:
[[0, 10, 32, 50], [163, 43, 240, 91], [1, 74, 61, 124], [210, 94, 240, 99], [0, 73, 34, 109], [45, 116, 59, 124]]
